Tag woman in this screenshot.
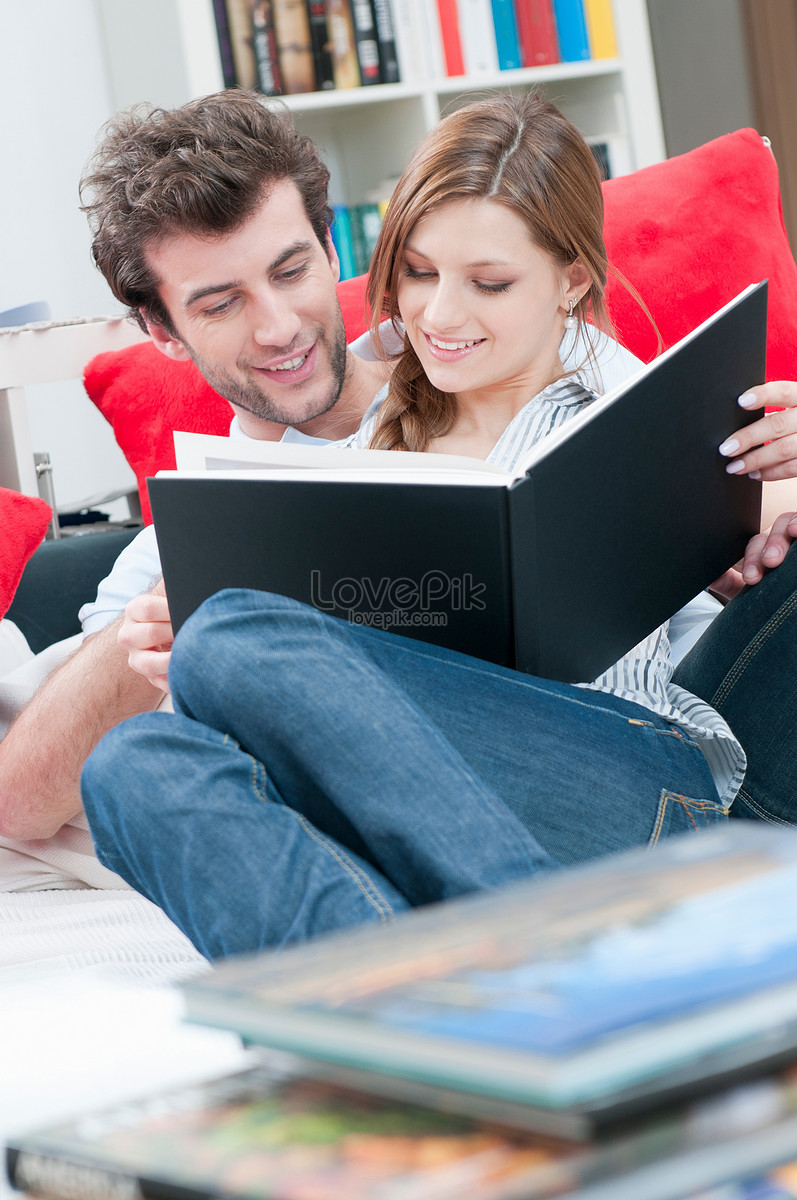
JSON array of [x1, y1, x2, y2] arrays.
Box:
[[84, 94, 742, 960]]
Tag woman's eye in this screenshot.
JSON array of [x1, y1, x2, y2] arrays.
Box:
[[404, 266, 435, 280], [475, 281, 512, 294]]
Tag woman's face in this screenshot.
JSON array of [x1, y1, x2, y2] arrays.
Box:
[[396, 197, 586, 407]]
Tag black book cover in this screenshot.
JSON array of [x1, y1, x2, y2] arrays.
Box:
[[149, 284, 765, 685], [349, 0, 382, 83], [251, 0, 284, 94], [371, 0, 401, 82], [305, 0, 336, 87], [212, 0, 238, 87]]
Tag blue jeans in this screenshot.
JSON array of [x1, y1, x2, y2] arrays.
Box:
[[82, 590, 725, 959], [673, 543, 797, 824]]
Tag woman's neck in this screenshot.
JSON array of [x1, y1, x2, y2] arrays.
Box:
[[429, 359, 566, 459]]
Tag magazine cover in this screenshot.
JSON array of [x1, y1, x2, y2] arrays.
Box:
[[182, 827, 797, 1109]]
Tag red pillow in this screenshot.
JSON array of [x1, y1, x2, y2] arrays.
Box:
[[0, 488, 52, 620], [603, 127, 797, 378], [85, 130, 797, 523]]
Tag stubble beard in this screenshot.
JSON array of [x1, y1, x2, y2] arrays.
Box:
[[187, 310, 349, 428]]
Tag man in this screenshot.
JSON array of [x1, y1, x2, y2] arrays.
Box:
[[0, 93, 392, 843]]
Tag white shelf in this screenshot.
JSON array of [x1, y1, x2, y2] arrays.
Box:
[[97, 0, 666, 208]]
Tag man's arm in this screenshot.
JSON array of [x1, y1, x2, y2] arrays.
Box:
[[0, 616, 163, 841]]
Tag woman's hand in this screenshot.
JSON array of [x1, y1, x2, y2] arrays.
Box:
[[118, 580, 174, 693], [720, 382, 797, 480], [710, 511, 797, 602]]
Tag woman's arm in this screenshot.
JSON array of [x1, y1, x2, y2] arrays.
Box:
[[721, 382, 797, 480]]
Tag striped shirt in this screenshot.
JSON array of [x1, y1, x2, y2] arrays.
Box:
[[348, 375, 746, 808]]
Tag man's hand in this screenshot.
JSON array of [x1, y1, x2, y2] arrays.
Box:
[[710, 511, 797, 602], [118, 580, 174, 694], [720, 382, 797, 480]]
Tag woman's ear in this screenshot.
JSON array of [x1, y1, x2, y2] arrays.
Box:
[[143, 314, 192, 362], [564, 258, 592, 305]]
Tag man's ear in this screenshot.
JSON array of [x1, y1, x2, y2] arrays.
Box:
[[143, 313, 192, 362], [326, 228, 341, 284]]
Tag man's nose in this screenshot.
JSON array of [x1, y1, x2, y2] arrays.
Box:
[[251, 293, 303, 349]]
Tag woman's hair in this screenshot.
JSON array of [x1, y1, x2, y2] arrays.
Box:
[[367, 92, 609, 452], [80, 91, 332, 336]]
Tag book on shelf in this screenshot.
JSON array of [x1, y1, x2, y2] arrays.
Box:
[[587, 135, 633, 181], [418, 0, 447, 78], [272, 0, 316, 92], [389, 0, 430, 83], [212, 0, 238, 87], [220, 0, 260, 88], [174, 826, 797, 1126], [350, 0, 382, 83], [551, 0, 591, 61], [583, 0, 617, 58], [324, 0, 361, 88], [348, 202, 383, 274], [490, 0, 523, 70], [436, 0, 466, 76], [371, 0, 401, 83], [148, 283, 764, 685], [9, 1047, 797, 1200], [251, 0, 284, 95], [306, 0, 336, 89], [514, 0, 559, 65], [330, 203, 358, 279], [456, 0, 501, 73]]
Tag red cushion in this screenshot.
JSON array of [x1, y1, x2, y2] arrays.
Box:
[[85, 129, 797, 523], [603, 128, 797, 379], [0, 488, 52, 620]]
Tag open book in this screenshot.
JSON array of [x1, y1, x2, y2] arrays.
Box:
[[149, 283, 765, 683]]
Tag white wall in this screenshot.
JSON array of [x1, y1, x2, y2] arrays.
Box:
[[0, 1, 136, 512]]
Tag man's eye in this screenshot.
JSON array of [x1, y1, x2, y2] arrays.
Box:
[[205, 297, 236, 317], [276, 264, 307, 283]]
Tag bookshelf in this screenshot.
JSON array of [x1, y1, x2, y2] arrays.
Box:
[[97, 0, 665, 215]]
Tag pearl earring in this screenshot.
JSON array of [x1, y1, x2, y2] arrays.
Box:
[[564, 298, 578, 331]]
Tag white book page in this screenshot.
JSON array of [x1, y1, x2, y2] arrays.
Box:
[[172, 430, 514, 484], [157, 466, 510, 488]]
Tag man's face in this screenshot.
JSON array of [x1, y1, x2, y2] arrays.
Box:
[[145, 180, 348, 432]]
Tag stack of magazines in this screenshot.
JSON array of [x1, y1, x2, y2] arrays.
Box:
[[9, 824, 797, 1199]]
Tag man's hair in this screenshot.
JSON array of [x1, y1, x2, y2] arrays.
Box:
[[80, 91, 333, 335]]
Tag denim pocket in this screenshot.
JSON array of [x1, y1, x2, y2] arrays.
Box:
[[649, 790, 729, 845]]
